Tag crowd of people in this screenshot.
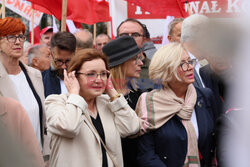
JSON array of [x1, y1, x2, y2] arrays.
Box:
[[0, 14, 238, 167]]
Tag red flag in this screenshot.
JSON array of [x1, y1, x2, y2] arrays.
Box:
[[67, 0, 110, 24], [32, 4, 54, 16], [29, 25, 41, 44], [125, 0, 188, 18], [28, 0, 110, 25]]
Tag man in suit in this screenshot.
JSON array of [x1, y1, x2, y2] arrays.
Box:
[[181, 14, 209, 88], [42, 32, 76, 97]]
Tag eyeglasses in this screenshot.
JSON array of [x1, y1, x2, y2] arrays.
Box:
[[132, 55, 144, 64], [1, 35, 26, 43], [119, 32, 143, 38], [76, 71, 110, 80], [53, 59, 70, 67], [180, 59, 197, 72], [51, 52, 71, 67]]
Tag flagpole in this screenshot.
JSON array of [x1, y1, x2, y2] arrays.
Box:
[[106, 22, 109, 37], [93, 23, 97, 45], [31, 9, 34, 45], [2, 0, 5, 18], [61, 0, 68, 32], [186, 1, 192, 15]]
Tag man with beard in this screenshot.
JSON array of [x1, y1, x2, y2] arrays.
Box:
[[42, 32, 76, 97]]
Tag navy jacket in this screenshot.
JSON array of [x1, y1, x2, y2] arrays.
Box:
[[137, 87, 216, 167], [42, 68, 61, 98], [200, 64, 225, 118]]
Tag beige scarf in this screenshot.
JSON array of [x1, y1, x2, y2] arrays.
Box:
[[136, 84, 200, 167]]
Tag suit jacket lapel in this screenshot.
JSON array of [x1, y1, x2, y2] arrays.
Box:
[[194, 70, 203, 88], [195, 93, 206, 147]]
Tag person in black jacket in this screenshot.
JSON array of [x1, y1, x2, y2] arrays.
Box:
[[136, 43, 216, 167], [103, 36, 146, 167]]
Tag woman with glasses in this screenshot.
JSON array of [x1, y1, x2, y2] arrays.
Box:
[[45, 48, 140, 167], [0, 17, 45, 162], [102, 36, 145, 167], [136, 43, 216, 167]]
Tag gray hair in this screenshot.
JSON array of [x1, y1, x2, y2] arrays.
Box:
[[28, 44, 48, 66], [74, 29, 93, 49], [168, 18, 184, 36], [181, 14, 209, 43]]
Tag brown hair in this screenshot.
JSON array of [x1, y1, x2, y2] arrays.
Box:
[[0, 17, 26, 37], [51, 31, 76, 53], [68, 48, 109, 73]]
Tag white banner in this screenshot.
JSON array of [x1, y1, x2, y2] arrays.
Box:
[[0, 0, 43, 25], [109, 0, 165, 48]]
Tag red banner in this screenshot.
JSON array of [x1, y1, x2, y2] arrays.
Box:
[[126, 0, 243, 19], [29, 0, 110, 25]]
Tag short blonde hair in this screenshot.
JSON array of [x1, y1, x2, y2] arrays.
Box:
[[149, 43, 185, 86]]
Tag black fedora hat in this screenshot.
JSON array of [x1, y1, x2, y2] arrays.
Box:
[[102, 36, 141, 68]]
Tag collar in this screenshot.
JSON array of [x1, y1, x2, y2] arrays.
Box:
[[188, 51, 196, 60], [187, 51, 201, 69]]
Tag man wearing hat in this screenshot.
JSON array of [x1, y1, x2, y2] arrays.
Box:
[[40, 26, 53, 48]]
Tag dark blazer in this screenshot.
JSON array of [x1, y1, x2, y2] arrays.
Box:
[[200, 64, 225, 118], [42, 68, 61, 98], [193, 70, 204, 88], [215, 109, 242, 167], [137, 87, 216, 167]]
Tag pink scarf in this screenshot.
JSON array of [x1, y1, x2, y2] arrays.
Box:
[[136, 84, 200, 166]]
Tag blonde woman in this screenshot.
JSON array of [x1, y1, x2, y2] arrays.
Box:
[[136, 43, 217, 167], [103, 36, 145, 167], [102, 36, 144, 110]]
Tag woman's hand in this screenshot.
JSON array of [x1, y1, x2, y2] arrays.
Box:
[[105, 73, 119, 98], [64, 69, 80, 95]]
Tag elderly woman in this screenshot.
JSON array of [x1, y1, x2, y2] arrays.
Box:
[[136, 43, 216, 167], [45, 48, 140, 167], [103, 36, 144, 167], [0, 17, 45, 148]]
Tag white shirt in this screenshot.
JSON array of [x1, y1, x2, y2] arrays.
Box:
[[9, 71, 41, 148], [60, 79, 68, 94], [191, 109, 199, 139], [188, 52, 205, 88]]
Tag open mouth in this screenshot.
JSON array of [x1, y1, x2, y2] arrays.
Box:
[[186, 73, 194, 79]]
